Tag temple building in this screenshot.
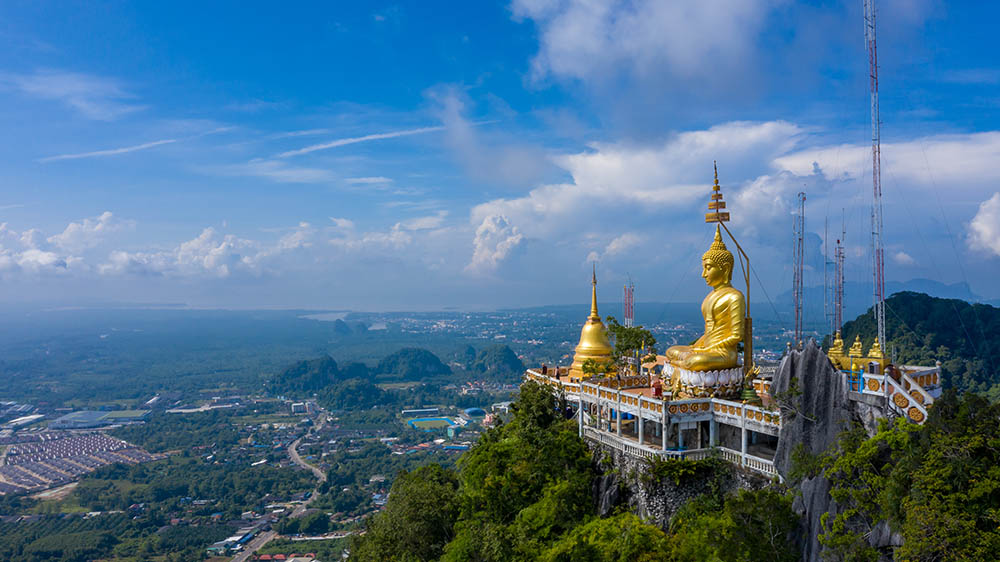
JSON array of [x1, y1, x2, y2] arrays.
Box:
[[523, 165, 943, 477]]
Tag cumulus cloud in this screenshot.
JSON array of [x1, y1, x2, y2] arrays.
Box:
[[512, 0, 776, 85], [466, 215, 524, 274], [893, 251, 917, 266], [774, 132, 1000, 195], [99, 228, 263, 277], [469, 120, 803, 261], [968, 192, 1000, 257], [47, 211, 126, 253]]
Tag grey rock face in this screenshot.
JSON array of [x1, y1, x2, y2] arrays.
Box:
[[772, 339, 897, 561], [772, 340, 854, 562], [588, 442, 769, 530]]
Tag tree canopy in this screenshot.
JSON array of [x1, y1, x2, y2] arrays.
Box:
[[818, 390, 1000, 561], [839, 291, 1000, 398]]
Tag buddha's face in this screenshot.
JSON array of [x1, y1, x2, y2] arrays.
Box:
[[702, 259, 728, 288]]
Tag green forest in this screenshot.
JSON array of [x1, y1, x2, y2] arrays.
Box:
[[350, 381, 801, 562], [349, 381, 1000, 561], [838, 291, 1000, 398]]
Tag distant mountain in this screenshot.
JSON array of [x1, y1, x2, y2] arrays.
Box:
[[376, 348, 451, 380], [839, 291, 1000, 397]]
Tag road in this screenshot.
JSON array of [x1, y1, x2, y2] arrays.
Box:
[[231, 405, 328, 561]]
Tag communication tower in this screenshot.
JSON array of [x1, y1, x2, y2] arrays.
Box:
[[793, 192, 806, 346], [834, 214, 846, 333], [623, 277, 635, 328], [864, 0, 887, 348]]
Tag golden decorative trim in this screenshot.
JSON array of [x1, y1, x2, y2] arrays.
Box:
[[668, 405, 678, 414], [680, 404, 689, 413], [867, 378, 880, 392], [893, 392, 910, 408], [908, 407, 925, 423]]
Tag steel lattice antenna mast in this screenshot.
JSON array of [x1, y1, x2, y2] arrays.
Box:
[[623, 276, 634, 328], [835, 212, 846, 333], [794, 192, 806, 347], [865, 0, 886, 349], [824, 217, 835, 335]]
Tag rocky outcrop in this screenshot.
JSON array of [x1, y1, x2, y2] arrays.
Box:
[[590, 442, 770, 529], [771, 339, 898, 562]]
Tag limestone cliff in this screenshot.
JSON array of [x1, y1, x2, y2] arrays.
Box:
[[772, 339, 899, 562]]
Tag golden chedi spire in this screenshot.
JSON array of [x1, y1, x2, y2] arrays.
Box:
[[705, 161, 731, 224], [569, 265, 614, 381]]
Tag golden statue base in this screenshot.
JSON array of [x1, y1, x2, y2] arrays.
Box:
[[666, 363, 743, 399]]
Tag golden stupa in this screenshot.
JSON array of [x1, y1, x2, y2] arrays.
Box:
[[568, 267, 614, 381]]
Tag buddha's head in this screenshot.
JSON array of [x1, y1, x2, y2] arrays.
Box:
[[702, 226, 734, 287]]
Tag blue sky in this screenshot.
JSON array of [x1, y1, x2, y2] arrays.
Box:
[[1, 0, 999, 311]]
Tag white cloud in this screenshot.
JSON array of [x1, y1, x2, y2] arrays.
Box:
[[210, 159, 334, 183], [399, 211, 448, 231], [773, 132, 1000, 195], [275, 125, 445, 158], [345, 176, 393, 185], [100, 228, 263, 278], [329, 217, 355, 230], [48, 211, 125, 253], [2, 69, 143, 120], [39, 139, 177, 162], [470, 121, 802, 244], [512, 0, 777, 84], [893, 251, 916, 266], [466, 215, 524, 274], [968, 192, 1000, 257]]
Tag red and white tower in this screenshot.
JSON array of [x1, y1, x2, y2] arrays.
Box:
[[865, 0, 887, 348]]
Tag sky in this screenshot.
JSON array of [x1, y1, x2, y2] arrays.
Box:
[[1, 0, 999, 311]]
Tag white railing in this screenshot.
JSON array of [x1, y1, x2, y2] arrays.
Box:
[[582, 427, 778, 478], [899, 372, 934, 406], [885, 374, 929, 423]]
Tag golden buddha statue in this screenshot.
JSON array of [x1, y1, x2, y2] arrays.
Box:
[[568, 267, 614, 381], [665, 226, 745, 372]]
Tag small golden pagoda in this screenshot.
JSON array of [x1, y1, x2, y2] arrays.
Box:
[[568, 267, 614, 381]]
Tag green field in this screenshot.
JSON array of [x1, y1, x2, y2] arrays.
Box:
[[408, 418, 453, 430]]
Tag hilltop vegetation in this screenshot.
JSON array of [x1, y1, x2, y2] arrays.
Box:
[[839, 291, 1000, 398], [812, 391, 1000, 561], [351, 381, 799, 561], [377, 348, 452, 380], [469, 344, 525, 382]]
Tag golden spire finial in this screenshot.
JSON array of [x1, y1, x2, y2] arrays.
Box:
[[705, 162, 730, 223], [590, 264, 599, 319]]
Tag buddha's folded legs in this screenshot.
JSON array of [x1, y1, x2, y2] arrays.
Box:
[[678, 350, 738, 372], [665, 345, 692, 362]]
